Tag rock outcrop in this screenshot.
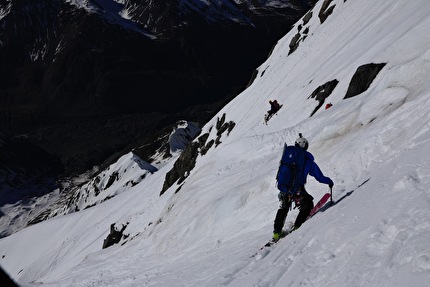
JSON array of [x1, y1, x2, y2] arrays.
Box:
[[309, 79, 339, 116], [160, 114, 235, 195], [344, 63, 387, 99]]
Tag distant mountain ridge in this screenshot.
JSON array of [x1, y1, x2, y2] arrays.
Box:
[[0, 120, 200, 237], [0, 0, 315, 175]]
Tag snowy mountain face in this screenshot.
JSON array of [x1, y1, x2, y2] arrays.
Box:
[[0, 133, 62, 238], [119, 0, 251, 34], [120, 0, 315, 34], [2, 0, 430, 286], [0, 0, 11, 21], [64, 0, 153, 36], [30, 121, 201, 224], [0, 121, 200, 238]]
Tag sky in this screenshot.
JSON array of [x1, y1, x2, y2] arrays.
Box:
[[1, 0, 430, 286]]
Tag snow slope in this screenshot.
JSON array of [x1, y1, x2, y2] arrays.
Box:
[[1, 0, 430, 286]]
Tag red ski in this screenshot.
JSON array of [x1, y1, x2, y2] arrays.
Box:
[[253, 192, 332, 257], [308, 192, 331, 218]]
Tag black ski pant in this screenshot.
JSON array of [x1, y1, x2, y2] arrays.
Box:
[[273, 188, 314, 233]]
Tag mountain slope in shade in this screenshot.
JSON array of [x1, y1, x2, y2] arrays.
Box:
[[0, 0, 315, 176]]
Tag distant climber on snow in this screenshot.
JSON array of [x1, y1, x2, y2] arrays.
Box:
[[264, 100, 282, 124], [272, 133, 334, 242]]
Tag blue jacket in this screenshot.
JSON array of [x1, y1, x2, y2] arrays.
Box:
[[301, 151, 333, 187]]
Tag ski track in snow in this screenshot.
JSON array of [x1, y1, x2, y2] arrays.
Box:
[[2, 0, 430, 286]]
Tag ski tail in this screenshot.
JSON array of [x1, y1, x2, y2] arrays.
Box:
[[309, 192, 331, 218]]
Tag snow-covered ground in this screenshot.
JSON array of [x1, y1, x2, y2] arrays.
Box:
[[1, 0, 430, 286]]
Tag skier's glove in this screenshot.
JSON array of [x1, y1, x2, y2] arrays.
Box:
[[329, 180, 334, 189]]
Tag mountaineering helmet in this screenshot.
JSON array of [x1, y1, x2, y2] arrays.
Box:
[[295, 133, 309, 150]]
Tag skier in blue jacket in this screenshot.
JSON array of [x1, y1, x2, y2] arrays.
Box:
[[273, 135, 334, 241]]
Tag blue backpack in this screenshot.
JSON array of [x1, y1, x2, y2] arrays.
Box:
[[276, 144, 306, 195]]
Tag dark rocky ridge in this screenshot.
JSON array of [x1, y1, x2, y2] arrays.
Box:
[[309, 79, 339, 116], [160, 113, 235, 195]]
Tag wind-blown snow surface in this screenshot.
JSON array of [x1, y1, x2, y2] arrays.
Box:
[[2, 0, 430, 286]]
